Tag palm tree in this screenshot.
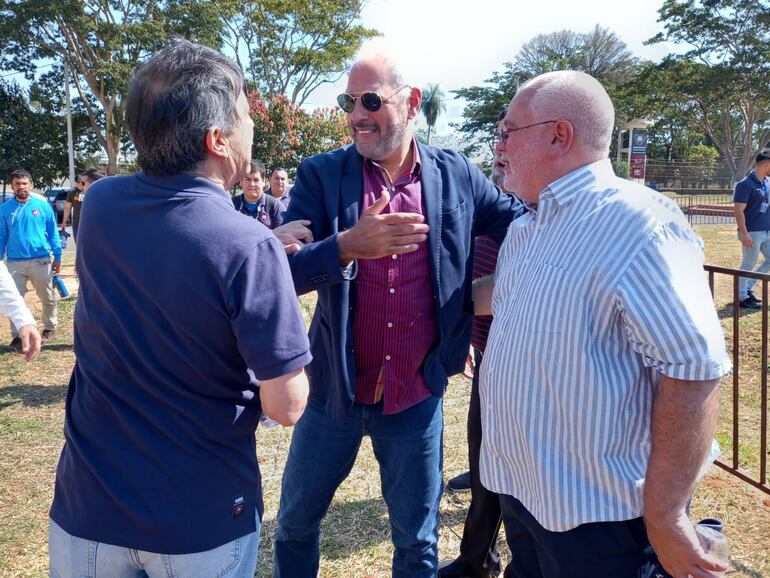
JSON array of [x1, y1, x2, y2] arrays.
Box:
[[421, 84, 446, 145]]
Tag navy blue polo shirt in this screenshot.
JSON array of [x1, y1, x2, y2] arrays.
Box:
[[734, 171, 770, 231], [50, 172, 311, 554]]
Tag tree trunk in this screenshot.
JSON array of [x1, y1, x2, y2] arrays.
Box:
[[105, 134, 121, 175]]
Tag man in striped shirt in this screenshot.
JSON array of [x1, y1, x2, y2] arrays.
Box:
[[474, 71, 731, 577]]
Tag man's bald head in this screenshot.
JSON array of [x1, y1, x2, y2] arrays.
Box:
[[349, 38, 409, 92], [349, 54, 405, 93], [518, 71, 615, 157], [498, 71, 616, 203]]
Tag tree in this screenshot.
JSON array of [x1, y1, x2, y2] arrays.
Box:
[[453, 26, 638, 159], [248, 91, 350, 175], [420, 84, 446, 145], [642, 0, 770, 180], [452, 67, 523, 159], [0, 80, 95, 193], [0, 0, 224, 174], [220, 0, 377, 105], [517, 26, 637, 85]]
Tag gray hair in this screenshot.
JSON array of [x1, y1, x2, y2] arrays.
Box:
[[521, 71, 615, 155], [126, 38, 245, 175]]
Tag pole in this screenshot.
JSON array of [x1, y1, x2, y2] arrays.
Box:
[[64, 59, 75, 185]]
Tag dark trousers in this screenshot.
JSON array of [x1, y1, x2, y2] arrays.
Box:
[[499, 495, 670, 578], [454, 349, 503, 576]]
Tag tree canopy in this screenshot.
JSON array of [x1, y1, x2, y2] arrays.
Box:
[[420, 84, 446, 145], [0, 0, 373, 178], [220, 0, 377, 105], [0, 0, 223, 174], [248, 92, 350, 176], [637, 0, 770, 180], [454, 25, 638, 158], [0, 80, 98, 192]]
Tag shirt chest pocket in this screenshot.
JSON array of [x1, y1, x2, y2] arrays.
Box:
[[518, 262, 578, 333]]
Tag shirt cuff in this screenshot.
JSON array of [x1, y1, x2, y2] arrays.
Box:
[[651, 356, 732, 382], [341, 261, 357, 281], [10, 308, 36, 332]]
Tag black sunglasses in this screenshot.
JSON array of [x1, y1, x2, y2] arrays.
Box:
[[337, 85, 409, 113]]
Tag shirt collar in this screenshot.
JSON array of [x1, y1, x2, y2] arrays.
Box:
[[136, 171, 231, 200], [749, 171, 768, 187], [540, 158, 614, 207], [364, 137, 422, 181]]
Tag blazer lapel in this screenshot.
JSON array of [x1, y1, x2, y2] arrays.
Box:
[[418, 143, 442, 292], [340, 146, 363, 230]]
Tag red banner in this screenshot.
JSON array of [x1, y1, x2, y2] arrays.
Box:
[[629, 130, 648, 181]]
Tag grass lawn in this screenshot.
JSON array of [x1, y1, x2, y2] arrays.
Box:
[[1, 229, 769, 577]]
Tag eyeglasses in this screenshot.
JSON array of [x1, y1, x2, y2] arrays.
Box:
[[337, 85, 410, 113], [499, 120, 559, 143]]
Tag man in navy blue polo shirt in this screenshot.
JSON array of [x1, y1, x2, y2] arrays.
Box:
[[734, 150, 770, 308], [48, 39, 311, 578]]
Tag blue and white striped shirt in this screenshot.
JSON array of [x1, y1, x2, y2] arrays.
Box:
[[479, 159, 731, 532]]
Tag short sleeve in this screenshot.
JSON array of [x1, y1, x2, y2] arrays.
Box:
[[733, 181, 750, 203], [66, 189, 75, 203], [228, 235, 311, 380], [617, 224, 731, 381]]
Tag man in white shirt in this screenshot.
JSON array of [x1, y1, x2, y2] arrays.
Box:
[[474, 71, 731, 577], [0, 261, 40, 360]]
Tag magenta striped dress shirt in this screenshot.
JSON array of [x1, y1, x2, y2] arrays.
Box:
[[470, 235, 500, 353], [351, 151, 438, 414]]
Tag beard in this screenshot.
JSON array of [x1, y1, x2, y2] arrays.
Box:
[[503, 142, 540, 201], [352, 113, 409, 162]]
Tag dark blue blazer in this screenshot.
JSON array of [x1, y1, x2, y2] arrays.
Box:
[[285, 142, 524, 422]]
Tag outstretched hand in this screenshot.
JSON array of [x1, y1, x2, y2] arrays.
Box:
[[338, 191, 429, 264], [18, 324, 41, 361], [274, 220, 314, 255]]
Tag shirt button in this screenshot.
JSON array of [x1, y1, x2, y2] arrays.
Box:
[[389, 288, 395, 294], [387, 322, 393, 328], [392, 254, 398, 260], [385, 354, 392, 361]]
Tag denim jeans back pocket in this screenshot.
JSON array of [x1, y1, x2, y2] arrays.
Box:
[[161, 537, 241, 578]]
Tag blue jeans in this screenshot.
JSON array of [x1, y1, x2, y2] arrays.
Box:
[[274, 396, 444, 578], [48, 515, 260, 578], [738, 229, 770, 299]]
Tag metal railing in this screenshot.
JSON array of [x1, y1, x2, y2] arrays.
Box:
[[705, 265, 769, 495], [674, 195, 735, 225]]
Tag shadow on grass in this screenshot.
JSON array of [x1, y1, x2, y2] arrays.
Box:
[[257, 498, 392, 564], [40, 343, 74, 352], [716, 302, 758, 319], [0, 384, 68, 408], [0, 343, 72, 356], [730, 560, 766, 578]]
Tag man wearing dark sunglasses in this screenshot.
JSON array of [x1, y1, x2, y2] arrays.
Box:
[[273, 44, 525, 578]]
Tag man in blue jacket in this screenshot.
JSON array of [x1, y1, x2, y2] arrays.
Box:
[[0, 169, 61, 348], [273, 45, 524, 578]]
